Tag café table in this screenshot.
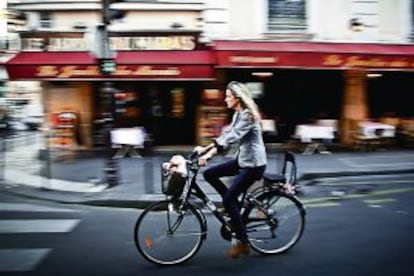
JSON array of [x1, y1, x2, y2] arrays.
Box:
[[294, 124, 336, 155], [358, 121, 395, 138], [110, 127, 146, 159], [355, 121, 395, 150]]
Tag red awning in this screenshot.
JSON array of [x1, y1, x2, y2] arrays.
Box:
[[114, 50, 215, 80], [116, 51, 214, 65], [7, 52, 99, 80], [6, 51, 215, 80], [213, 40, 414, 70]]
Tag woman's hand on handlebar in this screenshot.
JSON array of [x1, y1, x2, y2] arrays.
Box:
[[193, 143, 215, 156], [198, 153, 212, 167], [193, 146, 206, 155], [193, 144, 217, 167], [192, 146, 210, 167]]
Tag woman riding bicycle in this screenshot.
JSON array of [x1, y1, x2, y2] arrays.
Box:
[[194, 81, 267, 259]]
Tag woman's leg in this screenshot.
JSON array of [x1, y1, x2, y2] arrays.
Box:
[[223, 166, 266, 242], [203, 159, 239, 197]]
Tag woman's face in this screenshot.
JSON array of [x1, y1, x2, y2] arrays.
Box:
[[224, 89, 239, 110]]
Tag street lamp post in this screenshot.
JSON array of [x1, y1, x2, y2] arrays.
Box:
[[96, 0, 125, 187], [101, 82, 118, 187]]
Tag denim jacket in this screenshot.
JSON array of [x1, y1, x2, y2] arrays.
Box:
[[215, 109, 267, 168]]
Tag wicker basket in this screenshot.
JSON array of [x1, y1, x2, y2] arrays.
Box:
[[161, 165, 186, 197]]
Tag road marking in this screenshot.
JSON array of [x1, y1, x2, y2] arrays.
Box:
[[0, 249, 51, 272], [0, 219, 80, 233], [302, 187, 414, 207], [304, 201, 340, 208], [0, 203, 79, 213], [369, 187, 414, 196], [337, 154, 414, 169], [317, 179, 414, 186], [396, 210, 409, 215], [363, 198, 397, 204], [0, 202, 82, 272]]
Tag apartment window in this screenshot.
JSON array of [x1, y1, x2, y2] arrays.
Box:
[[39, 12, 52, 29], [411, 0, 414, 42], [268, 0, 306, 31]]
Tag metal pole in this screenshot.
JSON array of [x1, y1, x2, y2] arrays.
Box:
[[97, 0, 119, 187], [0, 137, 4, 182], [101, 82, 118, 187], [44, 130, 51, 190]]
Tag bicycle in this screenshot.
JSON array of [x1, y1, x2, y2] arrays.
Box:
[[134, 152, 306, 266]]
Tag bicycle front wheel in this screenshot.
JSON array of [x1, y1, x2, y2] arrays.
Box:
[[134, 200, 206, 265], [244, 190, 306, 255]]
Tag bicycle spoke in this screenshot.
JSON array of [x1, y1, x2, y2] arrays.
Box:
[[134, 200, 205, 265], [245, 191, 305, 255]]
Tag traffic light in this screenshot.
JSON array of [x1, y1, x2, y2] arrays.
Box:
[[99, 58, 116, 75], [102, 0, 126, 25], [95, 0, 124, 74]]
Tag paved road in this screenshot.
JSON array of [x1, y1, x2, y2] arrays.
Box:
[[1, 174, 413, 275]]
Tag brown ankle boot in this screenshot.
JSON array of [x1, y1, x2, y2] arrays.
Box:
[[226, 241, 250, 259]]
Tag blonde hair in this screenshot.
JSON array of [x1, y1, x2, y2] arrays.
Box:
[[227, 81, 262, 122]]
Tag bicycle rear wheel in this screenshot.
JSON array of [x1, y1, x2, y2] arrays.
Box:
[[244, 190, 306, 255], [134, 200, 206, 265]]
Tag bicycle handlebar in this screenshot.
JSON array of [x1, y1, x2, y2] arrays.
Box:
[[187, 151, 198, 161]]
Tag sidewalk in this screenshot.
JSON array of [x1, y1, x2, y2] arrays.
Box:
[[2, 140, 414, 208]]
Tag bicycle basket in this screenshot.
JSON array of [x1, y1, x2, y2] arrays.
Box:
[[161, 165, 187, 197]]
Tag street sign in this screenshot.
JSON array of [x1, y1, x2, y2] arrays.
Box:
[[99, 58, 116, 75]]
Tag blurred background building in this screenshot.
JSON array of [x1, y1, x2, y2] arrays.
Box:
[[1, 0, 414, 149]]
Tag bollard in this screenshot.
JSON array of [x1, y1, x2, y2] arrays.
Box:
[[104, 157, 118, 187], [144, 156, 154, 194], [0, 137, 4, 181]]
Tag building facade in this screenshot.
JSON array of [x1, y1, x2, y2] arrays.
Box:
[[4, 0, 414, 147]]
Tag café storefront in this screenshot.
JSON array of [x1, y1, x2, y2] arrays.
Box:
[[6, 31, 222, 149], [7, 34, 414, 148], [212, 40, 414, 145]]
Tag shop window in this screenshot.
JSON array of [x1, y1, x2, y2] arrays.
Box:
[[170, 88, 185, 119], [114, 91, 140, 118], [268, 0, 307, 32], [411, 0, 414, 42], [197, 89, 227, 145]]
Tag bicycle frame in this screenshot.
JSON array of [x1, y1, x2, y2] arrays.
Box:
[[171, 159, 279, 238], [134, 155, 307, 265], [176, 161, 230, 228]]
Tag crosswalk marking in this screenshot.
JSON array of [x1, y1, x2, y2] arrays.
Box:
[[0, 203, 79, 213], [0, 249, 51, 271], [0, 219, 80, 233], [0, 201, 82, 272]]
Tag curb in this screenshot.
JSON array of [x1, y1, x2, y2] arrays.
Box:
[[2, 168, 414, 209]]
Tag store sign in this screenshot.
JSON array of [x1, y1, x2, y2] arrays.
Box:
[[219, 52, 414, 69], [110, 36, 196, 51], [322, 55, 413, 69], [20, 33, 201, 51], [36, 65, 180, 78], [230, 56, 278, 64], [7, 64, 214, 80]]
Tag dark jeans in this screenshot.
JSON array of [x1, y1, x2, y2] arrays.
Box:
[[203, 159, 266, 242]]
